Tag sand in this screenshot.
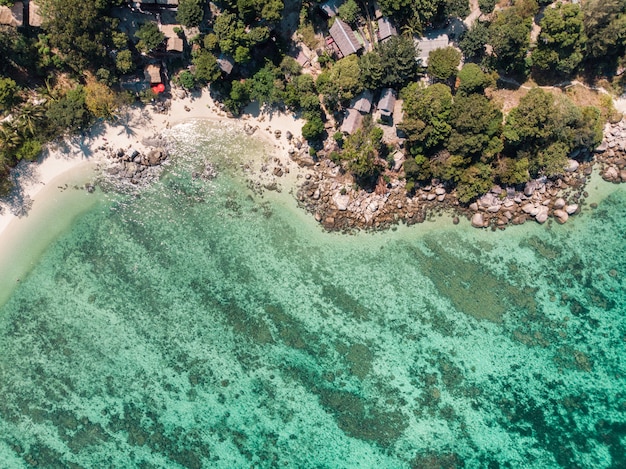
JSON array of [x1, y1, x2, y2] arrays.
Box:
[[0, 89, 305, 243]]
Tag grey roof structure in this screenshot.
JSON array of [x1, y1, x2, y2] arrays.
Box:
[[329, 18, 361, 58], [377, 17, 397, 42], [350, 90, 374, 114], [415, 33, 449, 65], [217, 54, 234, 74], [340, 109, 363, 135], [378, 88, 396, 115], [320, 0, 343, 17]]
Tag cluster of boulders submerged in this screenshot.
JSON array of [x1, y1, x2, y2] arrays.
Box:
[[96, 134, 170, 191], [288, 120, 626, 232]]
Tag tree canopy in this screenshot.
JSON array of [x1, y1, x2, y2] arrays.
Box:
[[427, 46, 462, 83], [177, 0, 204, 27]]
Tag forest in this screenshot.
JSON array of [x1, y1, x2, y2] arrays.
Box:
[[1, 0, 625, 201]]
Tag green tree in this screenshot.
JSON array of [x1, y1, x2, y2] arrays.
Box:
[[177, 0, 204, 27], [398, 82, 452, 156], [478, 0, 496, 14], [0, 77, 18, 112], [488, 8, 532, 76], [456, 63, 495, 95], [459, 20, 489, 63], [377, 36, 419, 88], [85, 80, 117, 119], [531, 3, 586, 80], [40, 0, 113, 71], [582, 0, 626, 72], [135, 22, 165, 53], [359, 52, 384, 90], [338, 0, 360, 24], [448, 93, 503, 162], [301, 115, 325, 141], [250, 63, 282, 106], [46, 86, 89, 132], [192, 50, 220, 84], [115, 49, 134, 74], [343, 125, 385, 184], [427, 46, 462, 83]]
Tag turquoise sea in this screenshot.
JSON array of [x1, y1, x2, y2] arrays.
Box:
[[0, 121, 624, 468]]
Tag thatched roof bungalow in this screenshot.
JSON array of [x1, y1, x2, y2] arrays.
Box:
[[340, 108, 363, 135], [350, 90, 373, 114], [378, 88, 396, 124], [29, 1, 43, 27], [145, 64, 162, 84]]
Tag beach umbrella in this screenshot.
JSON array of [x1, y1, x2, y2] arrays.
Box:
[[151, 83, 165, 93]]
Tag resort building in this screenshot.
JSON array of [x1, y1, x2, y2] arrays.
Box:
[[161, 24, 184, 54], [350, 90, 374, 114], [377, 17, 397, 42], [340, 108, 363, 135], [144, 64, 162, 84], [378, 88, 396, 125], [328, 18, 362, 58], [29, 1, 43, 27]]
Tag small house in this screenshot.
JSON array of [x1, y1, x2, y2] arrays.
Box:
[[340, 108, 363, 135], [145, 64, 162, 84], [378, 88, 396, 125], [350, 90, 373, 114], [161, 24, 184, 54], [0, 2, 23, 27], [377, 17, 397, 42], [217, 54, 235, 75], [329, 18, 362, 58], [415, 33, 449, 66]]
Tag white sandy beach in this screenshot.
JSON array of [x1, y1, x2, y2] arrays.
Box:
[[0, 89, 304, 239]]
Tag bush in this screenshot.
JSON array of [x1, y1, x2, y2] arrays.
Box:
[[302, 115, 325, 141]]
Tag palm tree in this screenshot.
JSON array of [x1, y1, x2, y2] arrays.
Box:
[[0, 122, 22, 153], [13, 104, 45, 138]]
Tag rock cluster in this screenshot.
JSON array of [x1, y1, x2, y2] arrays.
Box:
[[99, 134, 170, 191], [596, 121, 626, 183]]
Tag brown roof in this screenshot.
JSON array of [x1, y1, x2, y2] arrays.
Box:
[[145, 64, 162, 83], [0, 2, 23, 27], [161, 24, 184, 52], [329, 18, 361, 57], [340, 108, 363, 134]]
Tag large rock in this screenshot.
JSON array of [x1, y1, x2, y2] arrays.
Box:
[[565, 204, 578, 215], [535, 205, 549, 224], [603, 166, 619, 182], [146, 147, 167, 166], [471, 212, 485, 228], [553, 209, 569, 224], [553, 198, 566, 209], [595, 141, 608, 153], [524, 181, 537, 197], [333, 193, 350, 211], [565, 159, 579, 172]]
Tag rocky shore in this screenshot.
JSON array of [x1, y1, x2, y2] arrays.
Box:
[[96, 133, 170, 192], [286, 119, 626, 232]]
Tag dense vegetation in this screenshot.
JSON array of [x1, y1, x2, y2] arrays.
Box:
[[0, 0, 623, 200]]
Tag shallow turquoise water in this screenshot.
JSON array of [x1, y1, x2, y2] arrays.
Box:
[[0, 121, 624, 468]]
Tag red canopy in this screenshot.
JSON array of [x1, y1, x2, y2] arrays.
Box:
[[151, 83, 165, 93]]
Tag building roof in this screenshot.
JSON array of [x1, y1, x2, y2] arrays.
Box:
[[217, 54, 234, 74], [329, 18, 361, 58], [378, 88, 396, 114], [135, 0, 179, 5], [377, 17, 397, 41], [0, 2, 23, 27], [29, 1, 42, 27], [340, 108, 363, 135], [320, 0, 343, 17], [350, 90, 373, 114], [145, 64, 162, 83], [415, 33, 449, 65], [295, 49, 310, 67], [161, 24, 184, 52]]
